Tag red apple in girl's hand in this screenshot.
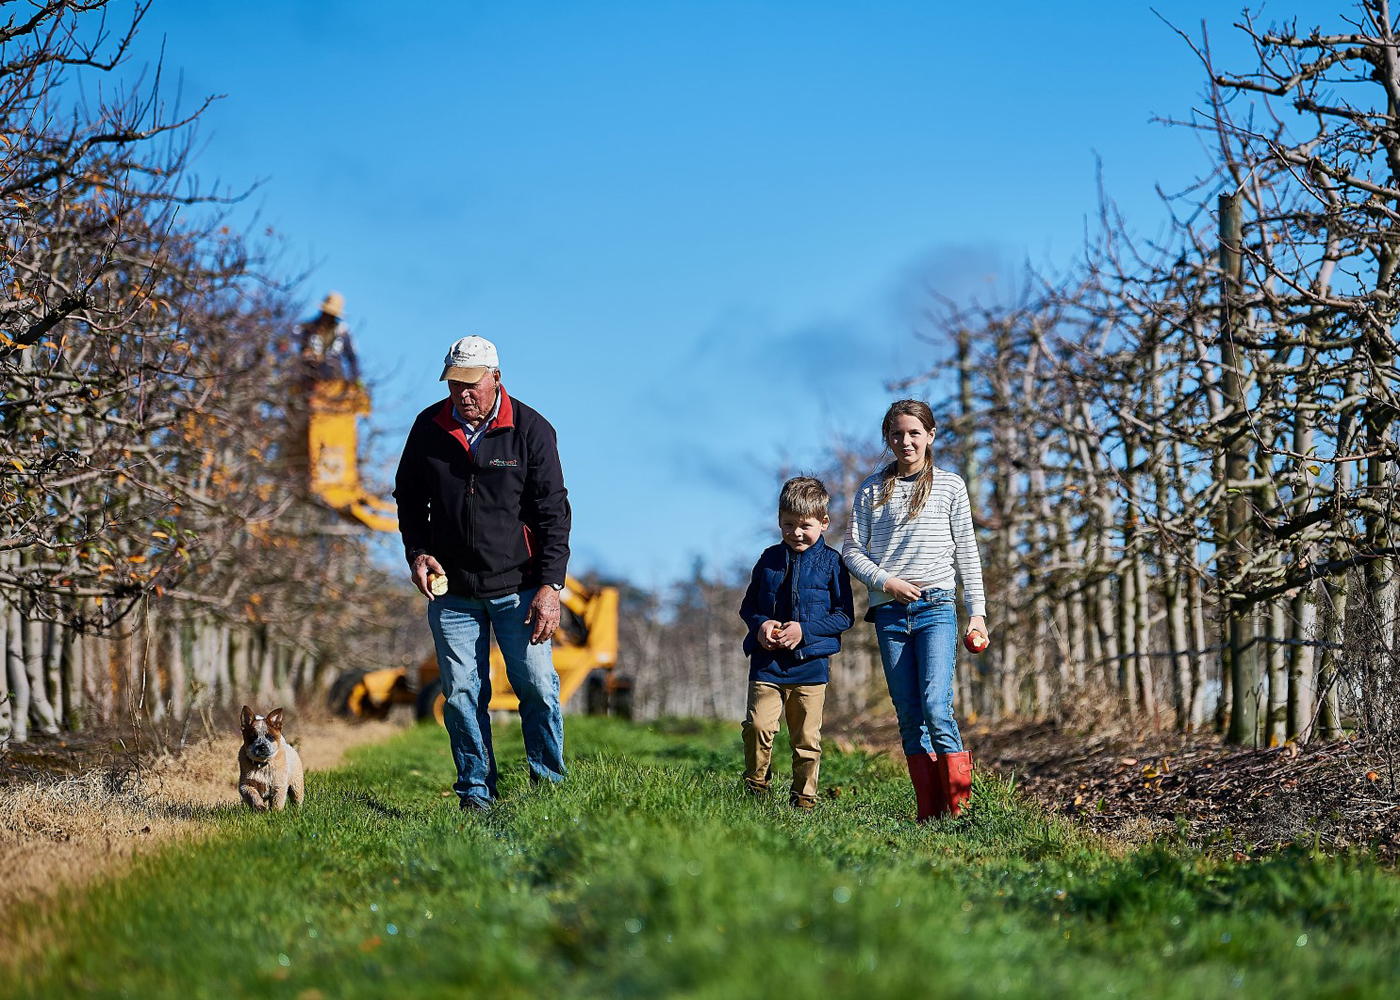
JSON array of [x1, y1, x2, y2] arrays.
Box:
[[964, 629, 989, 654]]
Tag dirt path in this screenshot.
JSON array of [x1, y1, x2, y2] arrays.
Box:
[[0, 716, 403, 940]]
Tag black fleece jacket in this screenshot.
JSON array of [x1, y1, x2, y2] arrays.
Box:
[[393, 387, 571, 598]]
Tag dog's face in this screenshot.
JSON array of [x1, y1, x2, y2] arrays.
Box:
[[240, 705, 285, 763]]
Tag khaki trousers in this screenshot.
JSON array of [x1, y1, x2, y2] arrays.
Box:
[[741, 681, 826, 804]]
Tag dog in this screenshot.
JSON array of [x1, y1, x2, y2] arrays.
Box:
[[238, 706, 305, 811]]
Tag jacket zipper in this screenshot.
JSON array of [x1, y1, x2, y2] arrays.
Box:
[[465, 468, 476, 592]]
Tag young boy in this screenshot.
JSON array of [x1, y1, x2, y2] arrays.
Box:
[[738, 476, 855, 809]]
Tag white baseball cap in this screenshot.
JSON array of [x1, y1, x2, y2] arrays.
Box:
[[440, 335, 500, 382]]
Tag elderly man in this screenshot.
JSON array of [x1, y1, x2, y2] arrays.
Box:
[[393, 335, 571, 811]]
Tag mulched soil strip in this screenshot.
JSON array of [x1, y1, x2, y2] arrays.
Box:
[[839, 716, 1400, 858], [0, 729, 142, 789]]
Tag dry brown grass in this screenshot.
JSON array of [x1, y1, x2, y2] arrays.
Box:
[[0, 714, 403, 953]]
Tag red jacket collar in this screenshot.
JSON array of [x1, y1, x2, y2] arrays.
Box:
[[431, 385, 516, 452]]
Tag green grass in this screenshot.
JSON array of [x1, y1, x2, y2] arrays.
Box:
[[6, 716, 1400, 999]]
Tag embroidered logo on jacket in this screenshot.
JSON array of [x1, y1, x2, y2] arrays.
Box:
[[488, 458, 519, 468]]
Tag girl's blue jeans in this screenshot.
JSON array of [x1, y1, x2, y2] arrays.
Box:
[[428, 587, 566, 806], [872, 587, 964, 756]]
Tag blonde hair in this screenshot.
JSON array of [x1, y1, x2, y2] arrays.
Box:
[[876, 400, 937, 521], [779, 476, 830, 519]]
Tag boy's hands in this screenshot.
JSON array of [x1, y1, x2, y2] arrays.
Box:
[[773, 622, 802, 649], [759, 620, 803, 650]]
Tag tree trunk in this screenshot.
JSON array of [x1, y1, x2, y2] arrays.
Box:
[[1266, 597, 1288, 745], [62, 621, 83, 731], [231, 627, 249, 695], [43, 620, 63, 727], [1082, 579, 1103, 687], [216, 625, 232, 704], [7, 598, 30, 743], [1165, 561, 1191, 730], [1133, 546, 1156, 725], [144, 607, 166, 726], [1316, 582, 1346, 741], [257, 629, 275, 696], [1117, 549, 1139, 715], [1220, 191, 1261, 746], [1287, 586, 1317, 742], [1096, 573, 1119, 693], [169, 621, 188, 722], [0, 601, 11, 744], [1187, 569, 1209, 729], [23, 602, 59, 735], [1288, 372, 1319, 743], [98, 629, 119, 725]]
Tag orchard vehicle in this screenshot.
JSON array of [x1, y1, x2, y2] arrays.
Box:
[[413, 575, 629, 722], [296, 295, 631, 720], [328, 575, 630, 723]]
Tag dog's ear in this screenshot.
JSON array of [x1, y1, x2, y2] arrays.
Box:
[[240, 705, 254, 728], [266, 708, 283, 732]]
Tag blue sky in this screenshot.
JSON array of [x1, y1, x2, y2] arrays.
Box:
[[127, 1, 1290, 586]]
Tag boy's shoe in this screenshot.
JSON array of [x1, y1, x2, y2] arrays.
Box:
[[743, 776, 771, 795], [459, 796, 494, 813], [789, 793, 816, 811]]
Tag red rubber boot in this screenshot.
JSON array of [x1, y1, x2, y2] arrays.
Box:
[[936, 751, 973, 818], [905, 753, 944, 823]]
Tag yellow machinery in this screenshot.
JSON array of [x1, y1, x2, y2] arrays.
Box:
[[306, 378, 399, 533], [297, 300, 629, 720], [326, 574, 628, 722], [425, 575, 624, 721]]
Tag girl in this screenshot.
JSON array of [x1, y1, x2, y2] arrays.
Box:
[[843, 400, 988, 821]]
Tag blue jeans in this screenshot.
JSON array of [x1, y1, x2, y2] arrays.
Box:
[[427, 587, 565, 806], [872, 588, 964, 756]]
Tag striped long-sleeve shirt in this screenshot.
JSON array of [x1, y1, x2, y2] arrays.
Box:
[[842, 466, 987, 617]]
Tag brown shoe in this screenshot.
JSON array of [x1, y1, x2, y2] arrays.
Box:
[[743, 776, 771, 796], [789, 793, 817, 811]]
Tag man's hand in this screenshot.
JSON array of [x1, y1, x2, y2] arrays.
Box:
[[758, 620, 781, 650], [884, 577, 923, 604], [411, 553, 446, 598], [775, 621, 802, 649], [526, 586, 562, 645]]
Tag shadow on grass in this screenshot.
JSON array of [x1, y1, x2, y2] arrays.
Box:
[[142, 800, 243, 823], [339, 788, 411, 820]]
